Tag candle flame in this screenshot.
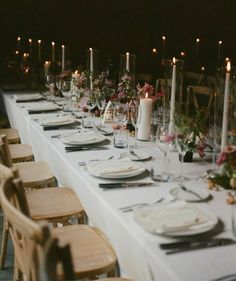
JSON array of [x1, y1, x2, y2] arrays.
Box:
[[145, 92, 148, 98], [180, 51, 186, 56], [152, 48, 157, 53], [173, 57, 176, 64], [226, 61, 231, 72], [51, 41, 55, 46], [17, 36, 21, 41], [38, 39, 41, 44], [225, 57, 229, 62], [196, 38, 200, 43], [201, 66, 205, 71], [15, 50, 19, 55], [23, 53, 27, 57], [162, 36, 166, 40], [89, 47, 93, 51], [62, 45, 65, 48], [218, 40, 222, 45], [28, 38, 32, 43], [126, 52, 129, 56], [45, 61, 50, 65]]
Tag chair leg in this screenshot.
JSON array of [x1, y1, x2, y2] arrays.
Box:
[[0, 218, 9, 269]]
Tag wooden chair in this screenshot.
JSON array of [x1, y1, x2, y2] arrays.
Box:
[[0, 134, 56, 188], [40, 236, 132, 281], [0, 137, 85, 269], [0, 128, 20, 144], [186, 85, 214, 122], [0, 168, 118, 280], [9, 143, 34, 163]]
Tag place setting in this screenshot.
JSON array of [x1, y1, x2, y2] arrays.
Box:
[[14, 92, 45, 102], [25, 102, 61, 114], [38, 114, 80, 130], [60, 130, 110, 152]]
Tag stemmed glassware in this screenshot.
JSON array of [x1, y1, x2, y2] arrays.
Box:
[[175, 127, 190, 182], [129, 101, 139, 149], [96, 91, 106, 127], [61, 79, 72, 112], [82, 91, 97, 128], [113, 102, 129, 127], [44, 73, 55, 101], [151, 122, 171, 182]]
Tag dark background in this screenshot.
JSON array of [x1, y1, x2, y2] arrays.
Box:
[[0, 0, 236, 78]]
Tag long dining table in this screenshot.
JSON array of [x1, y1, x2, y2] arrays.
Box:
[[2, 90, 236, 281]]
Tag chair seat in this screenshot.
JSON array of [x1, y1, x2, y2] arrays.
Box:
[[0, 128, 20, 144], [9, 143, 33, 162], [14, 161, 55, 188], [27, 187, 84, 221], [52, 224, 117, 278]]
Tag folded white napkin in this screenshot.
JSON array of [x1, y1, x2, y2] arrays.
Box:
[[40, 116, 75, 126], [134, 201, 215, 234], [62, 132, 104, 144], [14, 93, 43, 101], [87, 157, 142, 175]]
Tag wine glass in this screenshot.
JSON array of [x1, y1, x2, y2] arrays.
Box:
[[96, 91, 106, 127], [61, 79, 72, 112], [113, 102, 128, 127], [175, 127, 190, 182], [151, 122, 171, 182], [129, 101, 139, 149], [82, 91, 96, 128], [44, 74, 55, 101]]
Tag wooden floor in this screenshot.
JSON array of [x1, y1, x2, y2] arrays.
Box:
[[0, 211, 14, 281]]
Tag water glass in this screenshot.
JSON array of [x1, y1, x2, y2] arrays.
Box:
[[150, 157, 170, 182], [113, 128, 128, 148]]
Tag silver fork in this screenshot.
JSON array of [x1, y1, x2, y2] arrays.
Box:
[[78, 155, 114, 166], [179, 184, 204, 200], [119, 197, 164, 212]]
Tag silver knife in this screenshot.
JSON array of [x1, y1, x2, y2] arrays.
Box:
[[99, 182, 153, 189], [160, 238, 236, 254]]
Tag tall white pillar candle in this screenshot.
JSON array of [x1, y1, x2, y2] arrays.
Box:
[[62, 45, 65, 71], [126, 52, 130, 72], [169, 57, 176, 134], [38, 40, 41, 62], [51, 42, 55, 63], [137, 93, 153, 141], [221, 61, 231, 151]]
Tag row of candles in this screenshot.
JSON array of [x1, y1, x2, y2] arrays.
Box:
[[134, 55, 232, 147]]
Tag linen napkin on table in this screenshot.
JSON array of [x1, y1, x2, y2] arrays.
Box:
[[61, 132, 104, 144], [87, 157, 142, 175], [133, 201, 215, 234], [40, 116, 75, 126], [26, 103, 59, 112]]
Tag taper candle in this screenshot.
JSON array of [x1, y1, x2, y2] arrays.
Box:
[[169, 57, 176, 135], [62, 45, 65, 72], [126, 52, 130, 72], [38, 40, 41, 62], [51, 42, 55, 62], [221, 61, 231, 151]]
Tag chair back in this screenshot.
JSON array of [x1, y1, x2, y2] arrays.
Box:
[[186, 85, 214, 121], [0, 134, 13, 167], [0, 165, 50, 281], [40, 236, 76, 281]]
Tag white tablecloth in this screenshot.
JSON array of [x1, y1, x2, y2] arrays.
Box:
[[3, 92, 236, 281]]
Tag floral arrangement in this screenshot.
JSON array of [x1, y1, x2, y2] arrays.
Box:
[[115, 74, 136, 101], [93, 71, 116, 99], [175, 112, 207, 158], [207, 145, 236, 190]]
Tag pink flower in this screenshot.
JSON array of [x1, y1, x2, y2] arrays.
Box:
[[164, 134, 175, 144], [216, 152, 227, 166]]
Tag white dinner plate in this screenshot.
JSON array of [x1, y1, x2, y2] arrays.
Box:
[[133, 201, 218, 236], [26, 103, 59, 112], [86, 158, 146, 179], [14, 93, 43, 102], [61, 131, 106, 145], [39, 116, 77, 127], [170, 183, 210, 202]]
